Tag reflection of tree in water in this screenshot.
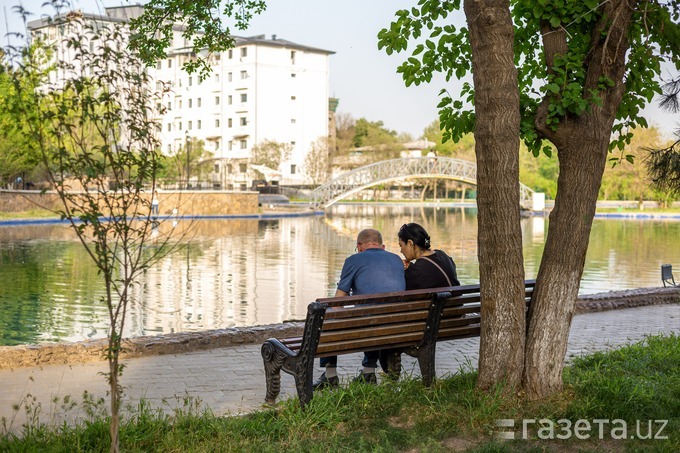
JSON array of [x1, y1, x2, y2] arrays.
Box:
[[0, 241, 104, 345]]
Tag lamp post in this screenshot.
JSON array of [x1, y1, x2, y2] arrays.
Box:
[[185, 131, 191, 190]]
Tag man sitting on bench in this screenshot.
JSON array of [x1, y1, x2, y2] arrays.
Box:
[[312, 228, 406, 389]]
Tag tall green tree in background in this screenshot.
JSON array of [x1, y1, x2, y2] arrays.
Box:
[[158, 137, 214, 185], [600, 126, 674, 203], [422, 119, 475, 159], [379, 0, 680, 398], [353, 117, 403, 162], [250, 139, 291, 174], [0, 51, 44, 186]]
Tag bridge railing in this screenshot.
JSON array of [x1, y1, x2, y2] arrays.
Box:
[[311, 156, 536, 210]]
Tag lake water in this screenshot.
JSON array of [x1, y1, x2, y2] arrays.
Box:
[[0, 205, 678, 346]]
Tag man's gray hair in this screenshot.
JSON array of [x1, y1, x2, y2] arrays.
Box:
[[357, 228, 383, 245]]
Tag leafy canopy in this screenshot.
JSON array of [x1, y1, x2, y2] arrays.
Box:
[[377, 0, 680, 156]]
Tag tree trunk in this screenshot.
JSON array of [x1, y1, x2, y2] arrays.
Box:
[[109, 340, 120, 453], [524, 128, 608, 398], [464, 0, 525, 390], [524, 0, 634, 399]]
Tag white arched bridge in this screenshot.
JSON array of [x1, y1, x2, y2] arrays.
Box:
[[311, 156, 537, 209]]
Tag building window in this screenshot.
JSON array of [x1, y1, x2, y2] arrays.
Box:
[[240, 139, 247, 149], [228, 118, 233, 127], [178, 79, 182, 88], [228, 95, 232, 105], [291, 119, 296, 124], [291, 164, 296, 174], [167, 59, 172, 68], [240, 70, 247, 79], [215, 74, 220, 83], [291, 73, 296, 78], [228, 72, 232, 82], [240, 93, 247, 103], [188, 99, 193, 108], [178, 121, 182, 130], [228, 141, 233, 150], [167, 123, 172, 132], [290, 141, 296, 146], [188, 120, 193, 130], [197, 98, 202, 107], [239, 163, 247, 173], [215, 119, 220, 127], [291, 95, 296, 101], [189, 76, 193, 86], [197, 120, 202, 129], [241, 47, 247, 58], [240, 117, 247, 126], [215, 139, 220, 150], [215, 96, 220, 105], [167, 102, 171, 110], [228, 49, 233, 59], [167, 144, 172, 153], [214, 163, 219, 173], [290, 50, 296, 64]]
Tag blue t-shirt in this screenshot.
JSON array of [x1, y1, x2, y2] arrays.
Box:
[[337, 248, 406, 295]]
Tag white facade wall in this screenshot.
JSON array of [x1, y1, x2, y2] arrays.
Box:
[[30, 10, 333, 189], [151, 31, 333, 188]]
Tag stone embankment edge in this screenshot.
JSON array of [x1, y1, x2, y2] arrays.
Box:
[[0, 287, 677, 370]]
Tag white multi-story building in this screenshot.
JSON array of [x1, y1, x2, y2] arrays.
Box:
[[28, 5, 334, 189]]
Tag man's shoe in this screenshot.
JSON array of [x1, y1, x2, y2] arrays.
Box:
[[313, 372, 339, 390], [352, 372, 377, 385]]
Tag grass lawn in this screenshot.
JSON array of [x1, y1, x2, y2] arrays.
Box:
[[1, 333, 678, 452]]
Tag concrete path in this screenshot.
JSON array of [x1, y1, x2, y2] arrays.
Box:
[[1, 304, 678, 434]]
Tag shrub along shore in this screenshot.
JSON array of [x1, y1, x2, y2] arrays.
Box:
[[1, 333, 678, 451]]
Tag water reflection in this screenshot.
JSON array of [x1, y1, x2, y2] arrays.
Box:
[[0, 206, 678, 346]]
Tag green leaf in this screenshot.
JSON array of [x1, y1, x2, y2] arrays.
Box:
[[546, 83, 560, 94]]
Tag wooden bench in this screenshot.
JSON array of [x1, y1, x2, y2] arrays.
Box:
[[261, 280, 536, 406]]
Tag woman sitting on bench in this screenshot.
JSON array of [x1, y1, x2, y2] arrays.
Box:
[[379, 222, 461, 377]]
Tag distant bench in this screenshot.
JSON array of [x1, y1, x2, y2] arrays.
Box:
[[261, 280, 536, 406]]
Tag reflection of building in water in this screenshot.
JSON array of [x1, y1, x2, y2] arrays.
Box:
[[128, 217, 338, 335]]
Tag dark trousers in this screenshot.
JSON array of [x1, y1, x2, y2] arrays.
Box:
[[320, 350, 379, 368]]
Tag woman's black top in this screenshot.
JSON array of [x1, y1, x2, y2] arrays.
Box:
[[404, 249, 460, 290]]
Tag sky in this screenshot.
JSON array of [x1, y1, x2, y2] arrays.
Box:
[[1, 0, 677, 140]]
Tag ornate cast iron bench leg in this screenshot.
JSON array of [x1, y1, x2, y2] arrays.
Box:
[[261, 340, 287, 404]]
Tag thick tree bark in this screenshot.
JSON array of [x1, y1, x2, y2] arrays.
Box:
[[463, 0, 525, 390], [524, 0, 634, 399]]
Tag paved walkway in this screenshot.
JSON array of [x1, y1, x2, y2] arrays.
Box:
[[1, 304, 678, 434]]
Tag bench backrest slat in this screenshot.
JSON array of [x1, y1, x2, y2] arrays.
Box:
[[323, 299, 432, 320], [322, 309, 430, 331]]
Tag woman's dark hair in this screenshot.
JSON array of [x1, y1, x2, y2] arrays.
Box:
[[398, 223, 431, 250]]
